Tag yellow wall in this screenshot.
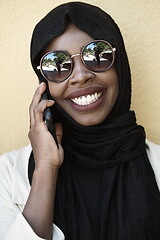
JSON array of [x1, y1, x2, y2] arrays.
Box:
[[0, 0, 160, 155]]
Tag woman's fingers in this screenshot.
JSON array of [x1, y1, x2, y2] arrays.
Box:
[[29, 82, 54, 127], [31, 82, 46, 107], [34, 99, 54, 123], [29, 82, 46, 125]]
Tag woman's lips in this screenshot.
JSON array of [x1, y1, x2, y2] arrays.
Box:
[[66, 86, 106, 112], [66, 86, 105, 99]]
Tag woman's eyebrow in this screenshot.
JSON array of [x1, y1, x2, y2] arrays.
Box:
[[42, 43, 87, 57]]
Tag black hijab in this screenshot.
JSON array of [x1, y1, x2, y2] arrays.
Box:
[[29, 2, 160, 240]]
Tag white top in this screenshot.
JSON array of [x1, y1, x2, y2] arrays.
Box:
[[0, 140, 160, 240]]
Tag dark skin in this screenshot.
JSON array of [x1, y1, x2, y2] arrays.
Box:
[[46, 24, 119, 126], [23, 83, 63, 239], [22, 24, 119, 239]]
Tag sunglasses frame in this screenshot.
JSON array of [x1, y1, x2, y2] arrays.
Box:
[[37, 40, 116, 83]]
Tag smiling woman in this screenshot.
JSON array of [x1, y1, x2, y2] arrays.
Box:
[[0, 2, 160, 240], [44, 24, 119, 126]]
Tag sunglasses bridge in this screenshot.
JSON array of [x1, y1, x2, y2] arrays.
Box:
[[70, 53, 81, 59]]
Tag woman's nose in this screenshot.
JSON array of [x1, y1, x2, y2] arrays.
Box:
[[68, 57, 95, 85]]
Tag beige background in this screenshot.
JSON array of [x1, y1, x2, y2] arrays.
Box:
[[0, 0, 160, 155]]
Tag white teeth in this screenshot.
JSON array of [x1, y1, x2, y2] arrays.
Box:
[[71, 92, 102, 106]]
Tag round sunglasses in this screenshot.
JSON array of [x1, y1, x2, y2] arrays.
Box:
[[37, 40, 116, 83]]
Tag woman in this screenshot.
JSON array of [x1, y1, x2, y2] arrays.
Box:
[[0, 2, 160, 240]]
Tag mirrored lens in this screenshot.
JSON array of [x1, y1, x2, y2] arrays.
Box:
[[82, 41, 114, 71], [41, 51, 72, 82]]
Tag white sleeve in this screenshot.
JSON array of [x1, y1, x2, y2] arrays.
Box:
[[146, 139, 160, 191], [0, 149, 65, 240], [3, 213, 64, 240]]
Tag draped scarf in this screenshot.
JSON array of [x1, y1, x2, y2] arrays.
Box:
[[29, 2, 160, 239]]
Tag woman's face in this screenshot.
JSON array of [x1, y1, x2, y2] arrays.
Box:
[[44, 23, 119, 126]]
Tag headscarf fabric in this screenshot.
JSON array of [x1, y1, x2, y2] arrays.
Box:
[[29, 2, 160, 240]]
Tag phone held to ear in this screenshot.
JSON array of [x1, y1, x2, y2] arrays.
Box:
[[39, 79, 59, 148]]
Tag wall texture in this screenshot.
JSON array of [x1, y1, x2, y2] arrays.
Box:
[[0, 0, 160, 155]]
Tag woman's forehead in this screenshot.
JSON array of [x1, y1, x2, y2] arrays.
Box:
[[44, 23, 94, 54]]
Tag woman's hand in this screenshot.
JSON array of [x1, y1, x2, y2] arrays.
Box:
[[28, 82, 64, 170]]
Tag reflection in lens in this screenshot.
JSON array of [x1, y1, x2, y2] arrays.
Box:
[[82, 41, 114, 71], [41, 51, 72, 82]]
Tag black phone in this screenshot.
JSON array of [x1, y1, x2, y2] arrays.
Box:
[[39, 79, 59, 148]]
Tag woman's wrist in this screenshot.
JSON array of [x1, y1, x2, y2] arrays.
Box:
[[34, 161, 60, 173]]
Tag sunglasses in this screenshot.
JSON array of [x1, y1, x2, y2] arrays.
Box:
[[37, 40, 116, 83]]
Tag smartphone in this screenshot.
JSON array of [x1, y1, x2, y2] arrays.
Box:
[[39, 79, 59, 148]]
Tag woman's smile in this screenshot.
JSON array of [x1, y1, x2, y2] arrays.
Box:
[[65, 86, 106, 112], [45, 23, 119, 126]]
